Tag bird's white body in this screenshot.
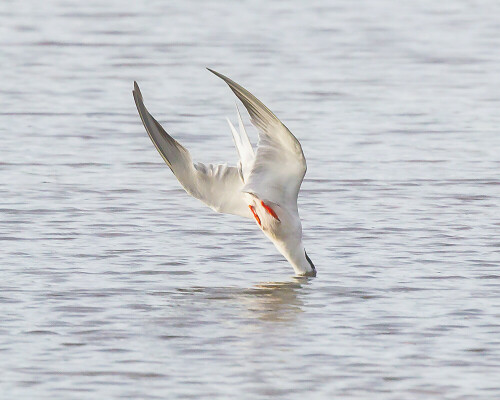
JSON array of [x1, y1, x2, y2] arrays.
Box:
[[133, 70, 315, 276]]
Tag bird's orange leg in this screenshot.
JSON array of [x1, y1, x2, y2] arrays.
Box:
[[261, 201, 280, 221], [249, 205, 261, 226]]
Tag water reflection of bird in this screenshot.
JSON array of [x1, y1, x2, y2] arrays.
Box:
[[133, 69, 316, 276], [176, 278, 309, 322], [241, 278, 308, 322]]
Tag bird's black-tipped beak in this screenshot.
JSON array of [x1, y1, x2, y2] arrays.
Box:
[[304, 250, 316, 276]]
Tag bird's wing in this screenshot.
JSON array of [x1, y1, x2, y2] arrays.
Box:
[[133, 82, 252, 219], [208, 69, 306, 211], [226, 105, 255, 182]]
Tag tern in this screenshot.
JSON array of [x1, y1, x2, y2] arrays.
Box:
[[133, 69, 316, 276]]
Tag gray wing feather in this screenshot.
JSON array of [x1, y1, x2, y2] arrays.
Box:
[[133, 82, 251, 219], [207, 70, 307, 209]]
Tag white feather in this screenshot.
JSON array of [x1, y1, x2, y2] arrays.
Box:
[[226, 106, 255, 182]]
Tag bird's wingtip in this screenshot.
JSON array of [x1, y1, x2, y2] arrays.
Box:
[[207, 68, 225, 79], [133, 81, 142, 100]]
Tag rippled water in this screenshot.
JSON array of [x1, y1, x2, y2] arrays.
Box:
[[1, 1, 500, 398]]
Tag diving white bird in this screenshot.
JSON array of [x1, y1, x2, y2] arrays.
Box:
[[133, 69, 316, 276]]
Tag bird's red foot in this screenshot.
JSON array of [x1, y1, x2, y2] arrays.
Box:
[[261, 201, 280, 221], [249, 205, 261, 226]]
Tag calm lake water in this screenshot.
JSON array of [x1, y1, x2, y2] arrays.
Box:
[[1, 0, 500, 398]]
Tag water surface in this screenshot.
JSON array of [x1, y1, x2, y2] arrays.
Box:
[[1, 0, 500, 398]]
